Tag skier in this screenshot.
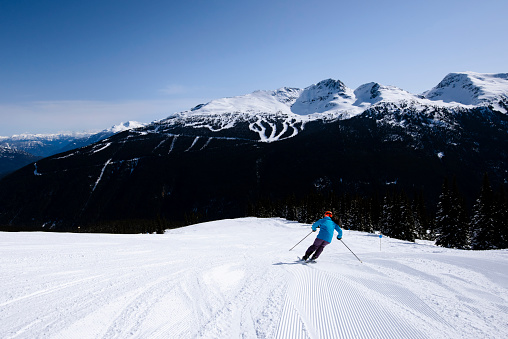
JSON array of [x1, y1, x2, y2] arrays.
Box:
[[302, 211, 343, 261]]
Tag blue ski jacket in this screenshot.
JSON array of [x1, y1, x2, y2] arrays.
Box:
[[312, 217, 343, 243]]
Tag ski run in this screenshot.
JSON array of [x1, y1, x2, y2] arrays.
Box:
[[1, 218, 507, 338]]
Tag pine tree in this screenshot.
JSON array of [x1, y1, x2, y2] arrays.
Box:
[[399, 192, 417, 242], [451, 180, 470, 248], [436, 177, 470, 249], [280, 194, 297, 221], [392, 191, 416, 242], [471, 173, 495, 249], [434, 178, 451, 237], [472, 175, 508, 250], [495, 185, 508, 249], [413, 191, 433, 240], [340, 195, 373, 233], [379, 194, 394, 236], [359, 198, 375, 233], [380, 191, 416, 242]]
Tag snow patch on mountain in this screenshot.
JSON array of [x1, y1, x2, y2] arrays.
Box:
[[354, 82, 417, 106], [290, 79, 358, 117], [158, 73, 508, 143], [424, 72, 508, 111], [183, 79, 365, 120], [174, 72, 508, 128], [108, 121, 146, 133], [188, 89, 296, 116]]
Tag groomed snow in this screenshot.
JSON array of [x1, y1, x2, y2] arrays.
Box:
[[1, 218, 507, 338]]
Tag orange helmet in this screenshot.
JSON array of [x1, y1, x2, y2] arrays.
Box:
[[324, 211, 333, 217]]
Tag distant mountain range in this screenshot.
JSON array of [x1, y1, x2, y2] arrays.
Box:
[[0, 72, 507, 231], [151, 72, 507, 143], [0, 121, 145, 177]]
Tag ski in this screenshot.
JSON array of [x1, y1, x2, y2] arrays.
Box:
[[297, 256, 317, 264]]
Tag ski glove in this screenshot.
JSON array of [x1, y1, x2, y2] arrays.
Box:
[[313, 229, 317, 232], [337, 236, 342, 240]]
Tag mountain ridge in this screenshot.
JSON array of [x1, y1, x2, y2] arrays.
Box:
[[153, 72, 508, 144], [423, 72, 508, 106], [177, 72, 508, 121], [0, 72, 507, 231], [0, 121, 145, 177], [146, 72, 508, 145]]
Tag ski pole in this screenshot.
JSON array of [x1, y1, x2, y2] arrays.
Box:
[[340, 239, 363, 263], [289, 230, 313, 251]]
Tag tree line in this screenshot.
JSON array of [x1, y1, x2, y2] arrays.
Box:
[[435, 174, 508, 250], [46, 173, 507, 251], [249, 173, 508, 250]]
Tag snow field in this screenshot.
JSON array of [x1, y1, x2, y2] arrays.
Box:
[[1, 218, 507, 338]]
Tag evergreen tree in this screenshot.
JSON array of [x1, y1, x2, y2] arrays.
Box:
[[471, 173, 495, 249], [342, 194, 358, 231], [340, 195, 373, 233], [413, 191, 433, 240], [391, 191, 416, 242], [369, 193, 382, 231], [494, 185, 508, 249], [359, 198, 375, 233], [436, 177, 470, 249], [379, 194, 394, 236], [451, 180, 470, 248], [380, 191, 416, 242], [286, 193, 298, 221], [472, 175, 508, 250], [399, 192, 417, 242], [435, 178, 451, 236]]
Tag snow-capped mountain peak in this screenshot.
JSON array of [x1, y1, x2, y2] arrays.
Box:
[[178, 73, 508, 123], [108, 121, 146, 134], [185, 89, 295, 116], [271, 87, 303, 106], [290, 79, 357, 116], [180, 78, 359, 118], [353, 82, 417, 106], [157, 72, 507, 143], [424, 72, 508, 106], [303, 78, 348, 95]]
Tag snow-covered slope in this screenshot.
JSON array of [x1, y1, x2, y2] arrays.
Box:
[[180, 78, 419, 120], [353, 82, 418, 106], [187, 88, 299, 116], [1, 218, 507, 338], [155, 79, 422, 143], [177, 72, 508, 119], [290, 79, 356, 116], [107, 121, 146, 134], [424, 72, 508, 107], [154, 72, 507, 143]]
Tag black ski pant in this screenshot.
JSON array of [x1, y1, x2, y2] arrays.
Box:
[[304, 238, 330, 259]]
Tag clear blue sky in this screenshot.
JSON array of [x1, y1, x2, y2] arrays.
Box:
[[1, 0, 506, 136]]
